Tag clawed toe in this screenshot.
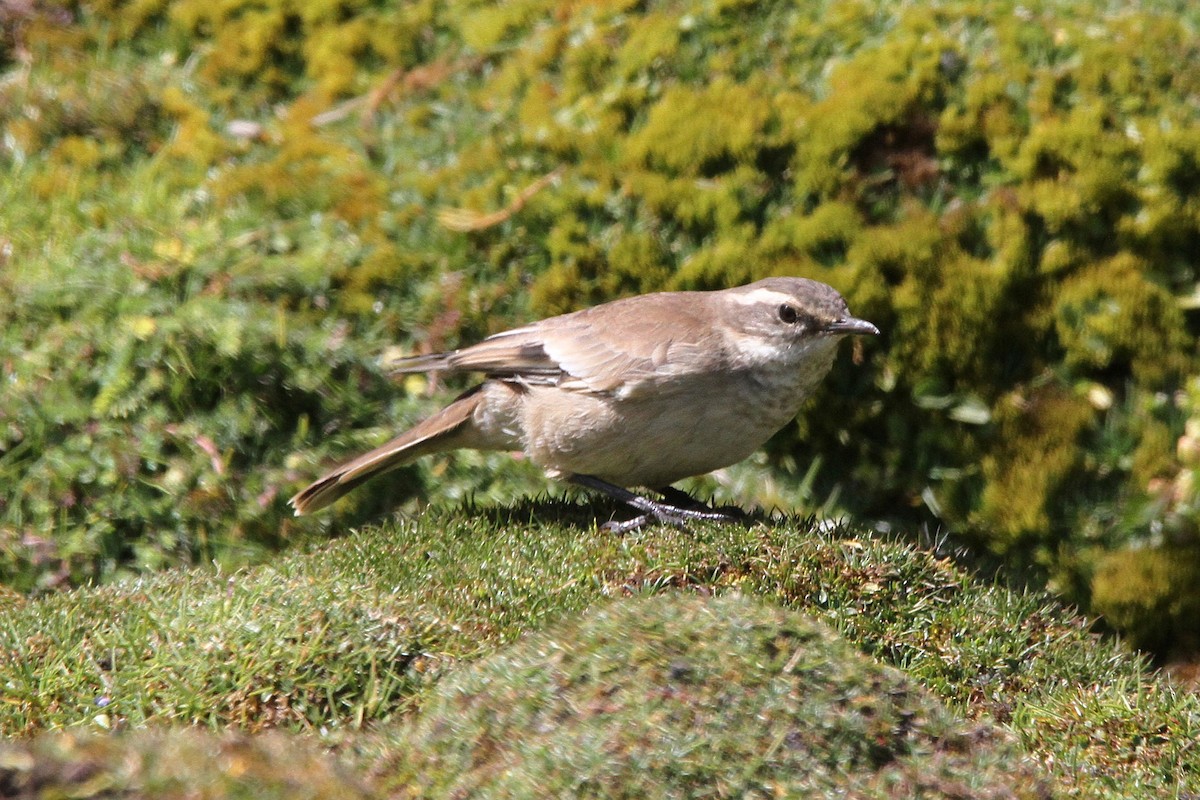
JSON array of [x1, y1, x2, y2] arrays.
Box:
[[601, 514, 653, 534], [570, 474, 742, 534], [600, 503, 735, 535]]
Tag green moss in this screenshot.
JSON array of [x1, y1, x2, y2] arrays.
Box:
[[976, 389, 1094, 550], [455, 0, 549, 52], [1125, 125, 1200, 268], [607, 230, 673, 291], [1014, 107, 1139, 243], [848, 210, 1023, 391], [672, 225, 760, 288], [1130, 418, 1179, 490], [624, 80, 776, 174], [791, 31, 953, 199], [1091, 547, 1200, 657], [211, 101, 386, 225], [157, 85, 230, 169], [1054, 254, 1190, 385], [374, 594, 1052, 799], [938, 70, 1025, 164], [758, 201, 863, 267], [614, 10, 680, 77]]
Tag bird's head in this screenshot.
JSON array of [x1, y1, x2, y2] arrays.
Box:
[[719, 277, 878, 364]]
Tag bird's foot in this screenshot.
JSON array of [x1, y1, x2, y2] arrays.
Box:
[[600, 503, 734, 535], [568, 475, 737, 534], [653, 486, 753, 523]]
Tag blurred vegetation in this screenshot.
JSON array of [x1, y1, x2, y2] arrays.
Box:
[[1, 0, 1198, 661], [0, 729, 374, 800], [2, 510, 1197, 797]]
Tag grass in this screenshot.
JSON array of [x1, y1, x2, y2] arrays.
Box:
[[1, 504, 1196, 797]]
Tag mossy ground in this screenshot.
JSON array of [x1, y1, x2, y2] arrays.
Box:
[[1, 507, 1196, 797], [3, 0, 1200, 661], [367, 594, 1051, 799]]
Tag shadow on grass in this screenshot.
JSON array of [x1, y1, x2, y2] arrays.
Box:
[[471, 490, 779, 533]]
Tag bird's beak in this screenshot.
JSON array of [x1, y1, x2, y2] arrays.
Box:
[[824, 316, 880, 336]]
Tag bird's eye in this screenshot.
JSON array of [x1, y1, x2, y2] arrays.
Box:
[[778, 304, 799, 324]]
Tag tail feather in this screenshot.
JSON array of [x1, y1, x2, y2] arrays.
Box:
[[289, 386, 483, 515], [386, 351, 453, 374]]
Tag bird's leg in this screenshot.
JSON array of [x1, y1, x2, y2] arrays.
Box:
[[653, 486, 714, 510], [655, 486, 752, 522], [568, 474, 733, 534]]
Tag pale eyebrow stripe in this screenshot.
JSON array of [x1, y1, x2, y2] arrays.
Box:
[[726, 289, 795, 306]]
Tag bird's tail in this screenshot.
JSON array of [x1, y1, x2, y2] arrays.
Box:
[[289, 386, 484, 515]]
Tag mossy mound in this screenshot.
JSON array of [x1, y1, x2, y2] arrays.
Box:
[[2, 0, 1199, 657], [1, 510, 1196, 796], [369, 593, 1053, 799], [0, 595, 1054, 799], [0, 509, 1109, 738]]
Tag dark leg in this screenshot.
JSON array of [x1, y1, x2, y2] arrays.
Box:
[[655, 486, 752, 522], [654, 485, 708, 509], [569, 474, 735, 534]]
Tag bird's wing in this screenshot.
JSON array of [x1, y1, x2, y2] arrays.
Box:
[[389, 293, 726, 396], [389, 330, 563, 380]]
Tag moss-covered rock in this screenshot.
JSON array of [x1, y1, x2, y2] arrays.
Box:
[[370, 593, 1054, 799]]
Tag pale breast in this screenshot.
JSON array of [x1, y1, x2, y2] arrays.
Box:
[[518, 336, 840, 488]]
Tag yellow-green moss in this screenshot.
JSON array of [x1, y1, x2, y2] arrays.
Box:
[[791, 32, 953, 198], [1091, 547, 1200, 656], [1054, 254, 1190, 385], [624, 80, 776, 174], [211, 99, 386, 227], [614, 11, 680, 78], [976, 389, 1094, 549], [758, 201, 863, 264]]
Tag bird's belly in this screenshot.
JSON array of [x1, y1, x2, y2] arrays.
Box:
[[520, 377, 808, 488]]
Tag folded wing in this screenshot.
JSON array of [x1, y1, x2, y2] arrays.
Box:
[[388, 292, 725, 397]]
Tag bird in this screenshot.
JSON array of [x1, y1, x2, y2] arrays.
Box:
[[289, 277, 878, 532]]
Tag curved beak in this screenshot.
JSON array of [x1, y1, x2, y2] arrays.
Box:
[[825, 316, 880, 336]]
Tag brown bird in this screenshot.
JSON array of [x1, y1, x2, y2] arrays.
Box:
[[290, 277, 878, 532]]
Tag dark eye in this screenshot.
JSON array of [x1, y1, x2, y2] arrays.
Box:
[[778, 304, 799, 324]]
